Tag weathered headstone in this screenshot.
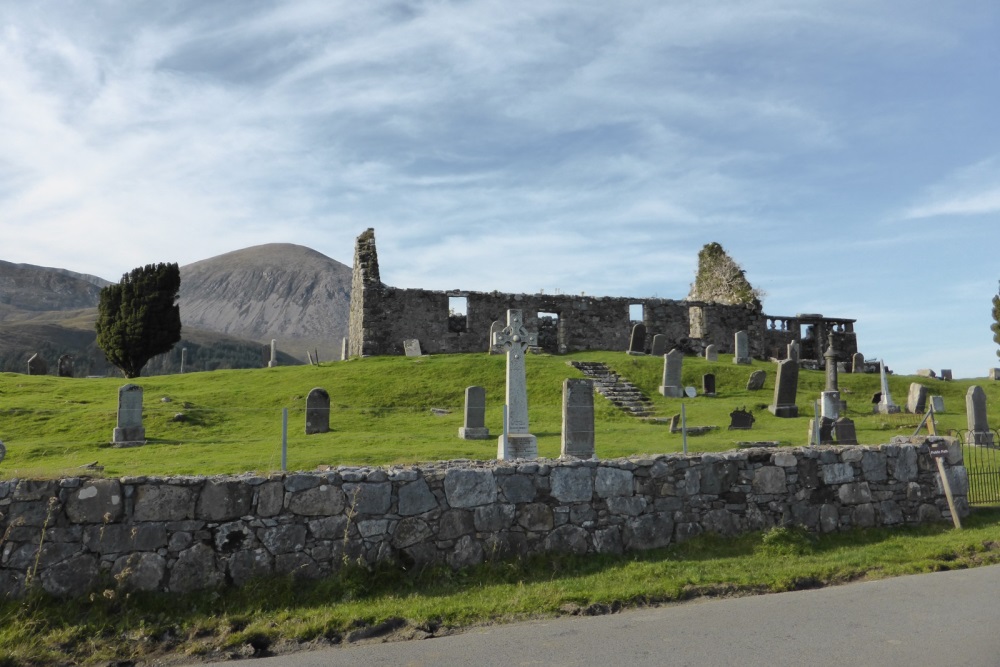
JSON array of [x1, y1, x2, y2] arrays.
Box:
[[876, 361, 900, 414], [916, 369, 936, 379], [27, 353, 48, 376], [57, 354, 73, 378], [728, 407, 755, 430], [561, 379, 595, 459], [341, 338, 348, 361], [659, 349, 684, 398], [940, 369, 953, 382], [989, 368, 1000, 381], [112, 384, 145, 446], [458, 386, 490, 440], [650, 334, 668, 357], [930, 395, 945, 414], [833, 417, 858, 445], [488, 321, 504, 355], [704, 344, 718, 363], [851, 352, 866, 373], [768, 359, 799, 418], [820, 391, 841, 420], [965, 385, 994, 446], [786, 341, 799, 362], [305, 387, 330, 435], [746, 369, 766, 391], [403, 339, 423, 357], [702, 373, 716, 397], [627, 323, 647, 355], [906, 383, 928, 415], [733, 330, 751, 365], [494, 309, 539, 460], [268, 339, 278, 368], [668, 413, 681, 433], [180, 347, 187, 373]]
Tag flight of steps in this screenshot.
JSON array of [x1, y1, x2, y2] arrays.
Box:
[[568, 361, 655, 418]]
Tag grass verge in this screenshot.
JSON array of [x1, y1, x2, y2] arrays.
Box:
[[2, 508, 998, 666]]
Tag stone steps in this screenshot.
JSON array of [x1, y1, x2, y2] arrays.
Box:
[[568, 361, 655, 417]]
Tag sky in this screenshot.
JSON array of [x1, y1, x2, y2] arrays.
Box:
[[2, 1, 1000, 378]]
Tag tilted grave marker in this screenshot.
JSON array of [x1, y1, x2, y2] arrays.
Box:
[[906, 383, 928, 415], [494, 309, 538, 460], [627, 323, 646, 355], [876, 360, 900, 414], [746, 369, 766, 391], [27, 353, 48, 376], [403, 339, 424, 357], [768, 359, 799, 418], [650, 334, 668, 357]]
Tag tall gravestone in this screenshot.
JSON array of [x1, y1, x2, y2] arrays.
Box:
[[877, 361, 900, 414], [733, 330, 751, 365], [305, 387, 330, 435], [27, 353, 48, 376], [458, 386, 490, 440], [650, 334, 668, 357], [494, 309, 538, 460], [965, 385, 994, 446], [906, 383, 928, 415], [268, 339, 278, 368], [704, 344, 718, 363], [820, 339, 841, 419], [561, 378, 595, 459], [627, 323, 646, 355], [112, 384, 145, 446], [768, 359, 799, 417], [659, 349, 684, 398], [57, 355, 73, 378]]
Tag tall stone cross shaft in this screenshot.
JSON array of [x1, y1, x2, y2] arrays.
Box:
[[493, 309, 538, 460]]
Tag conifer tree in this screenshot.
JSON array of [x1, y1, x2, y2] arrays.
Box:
[[96, 263, 182, 378]]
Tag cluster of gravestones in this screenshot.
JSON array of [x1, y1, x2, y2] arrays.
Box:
[[23, 353, 74, 377]]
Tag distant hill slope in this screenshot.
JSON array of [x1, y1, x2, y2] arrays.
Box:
[[178, 243, 351, 361], [0, 260, 109, 318]]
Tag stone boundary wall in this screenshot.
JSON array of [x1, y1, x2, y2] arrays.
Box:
[[0, 437, 968, 599]]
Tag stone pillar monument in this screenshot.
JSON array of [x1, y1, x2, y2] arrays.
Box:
[[493, 309, 538, 460]]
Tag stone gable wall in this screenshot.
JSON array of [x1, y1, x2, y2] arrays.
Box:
[[0, 437, 966, 599]]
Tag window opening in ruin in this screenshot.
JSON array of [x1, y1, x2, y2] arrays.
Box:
[[629, 303, 644, 322], [449, 296, 468, 333], [689, 306, 705, 339], [537, 312, 560, 354]]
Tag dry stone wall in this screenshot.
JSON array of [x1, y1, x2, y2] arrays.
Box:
[[0, 437, 967, 599]]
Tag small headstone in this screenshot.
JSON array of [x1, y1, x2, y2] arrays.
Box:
[[27, 353, 48, 376], [728, 407, 755, 430], [820, 391, 841, 420], [906, 383, 928, 415], [916, 369, 936, 378], [851, 352, 866, 373], [808, 417, 835, 445], [733, 330, 751, 365], [768, 359, 799, 418], [627, 323, 647, 355], [668, 414, 681, 433], [930, 395, 945, 413], [57, 354, 73, 378], [561, 379, 595, 459], [965, 385, 994, 446], [488, 320, 504, 354], [786, 341, 799, 362], [403, 339, 423, 357], [495, 310, 538, 460], [704, 344, 718, 363], [833, 417, 858, 445], [876, 360, 900, 414], [702, 373, 716, 396], [684, 386, 697, 398], [305, 387, 330, 435], [989, 368, 1000, 381], [268, 339, 278, 368], [659, 348, 684, 398], [112, 384, 145, 446], [746, 369, 767, 391], [341, 337, 348, 361], [650, 334, 668, 357], [940, 369, 953, 381], [459, 386, 491, 440]]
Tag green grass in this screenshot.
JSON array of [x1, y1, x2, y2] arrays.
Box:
[[1, 509, 998, 665], [1, 351, 997, 478]]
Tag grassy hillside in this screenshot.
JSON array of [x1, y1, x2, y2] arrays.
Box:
[[1, 351, 996, 479]]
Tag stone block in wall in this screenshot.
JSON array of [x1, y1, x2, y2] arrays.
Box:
[[550, 466, 593, 503], [197, 480, 254, 522], [444, 469, 497, 508], [439, 509, 475, 540], [41, 553, 100, 597], [288, 485, 346, 516], [134, 485, 197, 522], [227, 548, 273, 587], [447, 535, 484, 570], [474, 504, 514, 532], [890, 447, 918, 482], [83, 523, 167, 554], [543, 524, 589, 554], [398, 479, 438, 516], [112, 552, 166, 592], [838, 482, 872, 505], [517, 503, 554, 532], [752, 467, 786, 494], [595, 467, 633, 498], [392, 518, 433, 549], [821, 463, 854, 485], [256, 481, 285, 517], [499, 475, 536, 504], [65, 479, 123, 523], [260, 524, 308, 555], [623, 512, 673, 550]]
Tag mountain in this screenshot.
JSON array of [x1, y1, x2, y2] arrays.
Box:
[[0, 244, 352, 374], [178, 243, 352, 362]]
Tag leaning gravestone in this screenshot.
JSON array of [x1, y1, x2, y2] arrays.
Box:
[[112, 384, 145, 446], [57, 354, 73, 378], [305, 387, 330, 435], [494, 309, 539, 460], [627, 323, 647, 355], [876, 361, 900, 414], [733, 330, 751, 365], [746, 369, 767, 391], [704, 344, 718, 363], [403, 339, 423, 357], [458, 386, 490, 440], [650, 334, 668, 357], [659, 349, 684, 398], [768, 359, 799, 417], [27, 353, 48, 376], [906, 383, 928, 415], [561, 378, 595, 459], [965, 385, 994, 446], [702, 373, 716, 397]]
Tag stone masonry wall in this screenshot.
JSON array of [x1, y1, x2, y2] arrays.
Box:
[[0, 437, 967, 599]]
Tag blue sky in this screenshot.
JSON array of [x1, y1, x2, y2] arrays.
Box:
[[2, 1, 999, 378]]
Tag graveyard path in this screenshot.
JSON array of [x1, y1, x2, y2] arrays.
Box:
[[193, 563, 1000, 667]]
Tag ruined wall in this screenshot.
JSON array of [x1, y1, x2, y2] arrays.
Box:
[[0, 437, 967, 599]]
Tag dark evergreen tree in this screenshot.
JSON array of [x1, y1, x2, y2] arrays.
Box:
[[96, 263, 182, 378], [993, 280, 1000, 360]]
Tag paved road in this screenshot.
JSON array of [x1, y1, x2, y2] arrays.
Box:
[[199, 564, 1000, 666]]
